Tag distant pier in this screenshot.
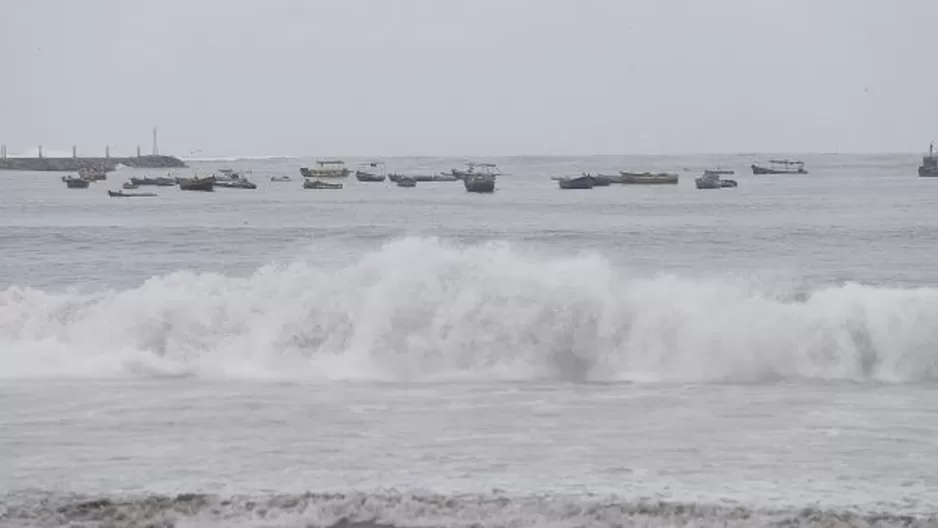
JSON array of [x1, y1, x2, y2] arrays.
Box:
[[0, 154, 187, 172], [0, 128, 188, 171]]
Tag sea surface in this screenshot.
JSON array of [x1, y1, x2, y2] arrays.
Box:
[[2, 153, 938, 527]]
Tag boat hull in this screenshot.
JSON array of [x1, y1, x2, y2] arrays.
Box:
[[751, 164, 807, 175], [464, 175, 495, 193], [178, 177, 214, 191], [131, 177, 175, 186], [356, 171, 386, 182], [300, 168, 350, 179], [695, 175, 737, 189], [63, 177, 90, 188], [557, 176, 595, 189], [919, 166, 938, 177], [396, 178, 417, 188], [303, 179, 343, 190], [108, 190, 158, 198], [616, 172, 679, 184]]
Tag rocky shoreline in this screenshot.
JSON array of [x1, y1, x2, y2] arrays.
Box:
[[0, 155, 187, 171]]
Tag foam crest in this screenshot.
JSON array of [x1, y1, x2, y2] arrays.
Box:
[[2, 237, 937, 382]]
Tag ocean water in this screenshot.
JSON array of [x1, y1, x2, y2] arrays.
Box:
[[2, 153, 938, 527]]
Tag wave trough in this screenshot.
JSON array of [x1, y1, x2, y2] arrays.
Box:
[[2, 238, 937, 383]]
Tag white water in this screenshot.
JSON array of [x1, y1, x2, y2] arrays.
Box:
[[3, 237, 936, 383]]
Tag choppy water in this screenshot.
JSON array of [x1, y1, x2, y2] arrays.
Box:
[[3, 153, 938, 527]]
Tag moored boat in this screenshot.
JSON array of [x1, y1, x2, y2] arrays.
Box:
[[751, 159, 807, 174], [270, 175, 293, 182], [178, 176, 215, 191], [555, 174, 595, 189], [300, 160, 350, 179], [214, 178, 257, 189], [616, 172, 679, 184], [391, 173, 456, 182], [130, 176, 175, 186], [355, 161, 387, 182], [449, 162, 501, 180], [122, 181, 139, 189], [108, 190, 158, 198], [464, 173, 496, 193], [396, 176, 417, 188], [919, 142, 938, 177], [696, 171, 737, 189], [212, 169, 257, 189], [62, 175, 90, 188], [303, 179, 343, 190]]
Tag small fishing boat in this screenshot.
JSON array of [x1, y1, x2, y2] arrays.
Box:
[[212, 169, 257, 189], [751, 159, 807, 174], [919, 142, 937, 177], [130, 176, 175, 186], [270, 175, 293, 182], [695, 171, 737, 189], [448, 162, 501, 180], [300, 160, 350, 178], [62, 175, 90, 188], [303, 179, 343, 190], [214, 178, 257, 189], [396, 176, 417, 188], [464, 173, 496, 193], [356, 161, 387, 182], [122, 181, 139, 190], [615, 172, 679, 184], [108, 190, 158, 198], [178, 176, 215, 191], [555, 174, 595, 189], [214, 168, 247, 181], [390, 173, 455, 183]]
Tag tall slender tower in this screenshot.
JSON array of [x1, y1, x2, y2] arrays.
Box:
[[152, 127, 159, 156]]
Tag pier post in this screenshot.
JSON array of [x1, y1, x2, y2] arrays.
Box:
[[137, 145, 141, 157], [72, 145, 77, 158], [1, 145, 5, 160], [38, 146, 42, 159], [105, 146, 110, 159]]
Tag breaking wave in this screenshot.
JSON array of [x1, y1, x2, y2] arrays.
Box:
[[2, 490, 934, 528], [2, 237, 938, 383]]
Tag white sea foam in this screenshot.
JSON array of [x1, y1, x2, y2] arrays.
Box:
[[2, 237, 936, 382]]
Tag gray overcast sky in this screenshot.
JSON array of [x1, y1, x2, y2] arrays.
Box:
[[1, 0, 936, 158]]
